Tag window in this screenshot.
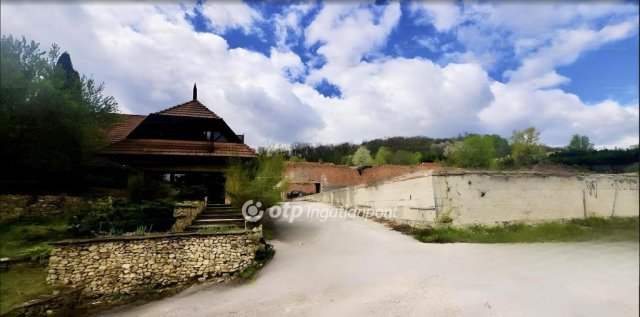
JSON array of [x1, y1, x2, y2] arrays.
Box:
[[213, 132, 227, 142]]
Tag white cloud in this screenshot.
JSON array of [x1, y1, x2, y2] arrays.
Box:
[[0, 2, 321, 146], [269, 48, 306, 80], [298, 58, 494, 143], [431, 2, 639, 71], [272, 4, 315, 50], [199, 1, 263, 34], [479, 83, 639, 147], [1, 2, 637, 149], [506, 20, 639, 88], [305, 3, 401, 70], [410, 1, 462, 32]]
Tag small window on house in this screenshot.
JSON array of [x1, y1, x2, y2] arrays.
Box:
[[213, 132, 227, 142], [204, 131, 212, 141]]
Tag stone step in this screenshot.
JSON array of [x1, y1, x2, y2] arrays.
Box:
[[204, 207, 241, 212], [198, 213, 244, 219], [202, 209, 242, 213], [186, 222, 245, 231], [200, 211, 242, 215], [206, 204, 233, 208], [193, 218, 245, 224]]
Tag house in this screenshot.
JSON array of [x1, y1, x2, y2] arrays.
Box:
[[99, 84, 256, 202]]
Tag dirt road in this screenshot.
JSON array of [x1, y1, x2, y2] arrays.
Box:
[[101, 202, 639, 316]]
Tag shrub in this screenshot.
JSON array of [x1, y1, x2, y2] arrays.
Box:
[[176, 185, 208, 201], [127, 174, 177, 201], [74, 197, 175, 236], [19, 243, 52, 262], [16, 225, 67, 243], [225, 154, 288, 208]]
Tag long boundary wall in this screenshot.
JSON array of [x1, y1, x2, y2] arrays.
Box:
[[300, 170, 639, 226]]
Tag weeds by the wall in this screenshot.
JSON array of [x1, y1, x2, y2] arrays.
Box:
[[393, 216, 639, 243]]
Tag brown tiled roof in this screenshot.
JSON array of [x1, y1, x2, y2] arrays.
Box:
[[100, 139, 256, 158], [156, 100, 220, 119], [106, 114, 146, 143]]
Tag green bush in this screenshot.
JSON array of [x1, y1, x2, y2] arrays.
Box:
[[225, 154, 288, 208], [15, 225, 68, 243], [19, 243, 52, 262], [19, 226, 53, 243], [176, 185, 208, 201], [127, 174, 177, 201], [74, 197, 175, 236]]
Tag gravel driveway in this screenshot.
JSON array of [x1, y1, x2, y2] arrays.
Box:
[[100, 202, 639, 317]]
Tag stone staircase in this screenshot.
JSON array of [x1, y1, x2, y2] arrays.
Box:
[[186, 204, 246, 232]]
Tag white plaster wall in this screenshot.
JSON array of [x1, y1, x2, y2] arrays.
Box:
[[299, 172, 639, 227], [302, 173, 437, 224], [433, 174, 639, 226]]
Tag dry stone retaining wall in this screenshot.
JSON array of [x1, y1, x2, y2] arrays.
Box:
[[171, 199, 206, 232], [46, 230, 261, 297]]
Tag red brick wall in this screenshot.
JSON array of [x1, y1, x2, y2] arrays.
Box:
[[284, 162, 441, 195]]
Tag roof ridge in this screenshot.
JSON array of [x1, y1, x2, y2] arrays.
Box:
[[155, 99, 220, 119]]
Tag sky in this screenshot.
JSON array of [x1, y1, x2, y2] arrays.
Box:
[[1, 1, 638, 148]]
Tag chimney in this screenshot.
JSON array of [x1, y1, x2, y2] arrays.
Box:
[[193, 83, 197, 100]]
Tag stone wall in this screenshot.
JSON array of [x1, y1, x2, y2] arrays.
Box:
[[47, 230, 262, 297], [0, 194, 87, 224], [300, 170, 639, 227], [171, 199, 207, 232], [284, 162, 441, 195]]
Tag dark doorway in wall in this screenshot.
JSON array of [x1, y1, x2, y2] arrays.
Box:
[[315, 183, 321, 194]]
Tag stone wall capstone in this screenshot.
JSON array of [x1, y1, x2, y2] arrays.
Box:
[[46, 229, 262, 297]]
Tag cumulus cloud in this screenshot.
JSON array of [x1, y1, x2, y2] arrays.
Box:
[[272, 4, 315, 50], [199, 1, 263, 34], [0, 2, 321, 145], [409, 1, 462, 32], [479, 83, 639, 147], [506, 20, 639, 88], [305, 3, 401, 70], [1, 1, 637, 148]]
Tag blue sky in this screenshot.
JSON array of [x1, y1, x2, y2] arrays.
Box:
[[1, 1, 638, 148]]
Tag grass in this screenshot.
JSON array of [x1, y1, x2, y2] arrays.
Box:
[[0, 213, 72, 259], [0, 215, 72, 313], [0, 263, 54, 314], [393, 216, 639, 243]]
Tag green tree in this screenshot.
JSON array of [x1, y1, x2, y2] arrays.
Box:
[[351, 146, 374, 167], [511, 127, 545, 166], [225, 154, 288, 208], [566, 134, 594, 152], [374, 146, 393, 165], [288, 156, 306, 162], [446, 134, 502, 168], [390, 150, 422, 165], [1, 35, 118, 187], [486, 134, 511, 158]]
